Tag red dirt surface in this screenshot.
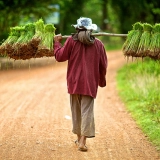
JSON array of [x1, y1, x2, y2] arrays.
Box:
[[0, 50, 159, 160]]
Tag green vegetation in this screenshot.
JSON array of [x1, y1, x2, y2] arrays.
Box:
[[0, 19, 56, 60], [122, 22, 144, 57], [149, 24, 160, 58], [117, 57, 160, 150], [104, 37, 124, 51]]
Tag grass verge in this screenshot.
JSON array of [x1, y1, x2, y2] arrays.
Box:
[[116, 57, 160, 150]]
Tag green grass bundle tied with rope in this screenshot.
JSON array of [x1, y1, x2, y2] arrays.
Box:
[[148, 23, 160, 60], [123, 22, 160, 60], [36, 24, 56, 58], [30, 19, 45, 51], [11, 23, 35, 60], [122, 22, 143, 58], [0, 26, 20, 57], [137, 23, 152, 57]]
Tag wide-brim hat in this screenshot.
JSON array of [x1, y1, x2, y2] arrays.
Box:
[[72, 17, 97, 31]]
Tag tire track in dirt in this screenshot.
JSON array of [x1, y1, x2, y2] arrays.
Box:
[[0, 51, 159, 160]]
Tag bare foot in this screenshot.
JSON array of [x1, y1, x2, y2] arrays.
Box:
[[78, 136, 88, 151], [77, 134, 81, 142], [75, 134, 81, 146]]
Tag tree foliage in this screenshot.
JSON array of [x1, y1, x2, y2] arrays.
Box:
[[0, 0, 58, 40], [110, 0, 160, 34], [57, 0, 86, 35]]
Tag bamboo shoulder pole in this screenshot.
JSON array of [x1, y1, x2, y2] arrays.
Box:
[[62, 32, 127, 39]]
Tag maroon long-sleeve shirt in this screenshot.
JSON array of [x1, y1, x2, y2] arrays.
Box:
[[54, 36, 107, 98]]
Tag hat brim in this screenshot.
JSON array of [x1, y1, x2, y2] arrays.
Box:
[[72, 24, 97, 31]]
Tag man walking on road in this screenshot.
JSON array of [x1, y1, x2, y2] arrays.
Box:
[[54, 17, 108, 151]]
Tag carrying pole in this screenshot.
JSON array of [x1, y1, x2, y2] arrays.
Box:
[[62, 32, 127, 39]]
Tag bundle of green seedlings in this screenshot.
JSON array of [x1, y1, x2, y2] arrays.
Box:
[[148, 23, 160, 60], [11, 23, 35, 60], [122, 22, 143, 58], [136, 23, 152, 57], [30, 19, 45, 53], [0, 18, 56, 60], [12, 26, 26, 59], [0, 26, 20, 57], [36, 24, 56, 57]]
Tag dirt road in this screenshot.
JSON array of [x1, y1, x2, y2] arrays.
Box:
[[0, 51, 159, 160]]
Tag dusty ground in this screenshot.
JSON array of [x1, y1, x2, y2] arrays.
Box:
[[0, 50, 159, 160]]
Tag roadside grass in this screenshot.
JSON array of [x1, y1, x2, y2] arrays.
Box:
[[116, 57, 160, 150], [100, 36, 124, 51], [105, 43, 123, 51]]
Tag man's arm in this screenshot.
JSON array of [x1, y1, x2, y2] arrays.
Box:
[[99, 45, 108, 87], [54, 35, 72, 62]]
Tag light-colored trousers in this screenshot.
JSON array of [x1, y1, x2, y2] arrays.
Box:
[[70, 94, 95, 138]]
